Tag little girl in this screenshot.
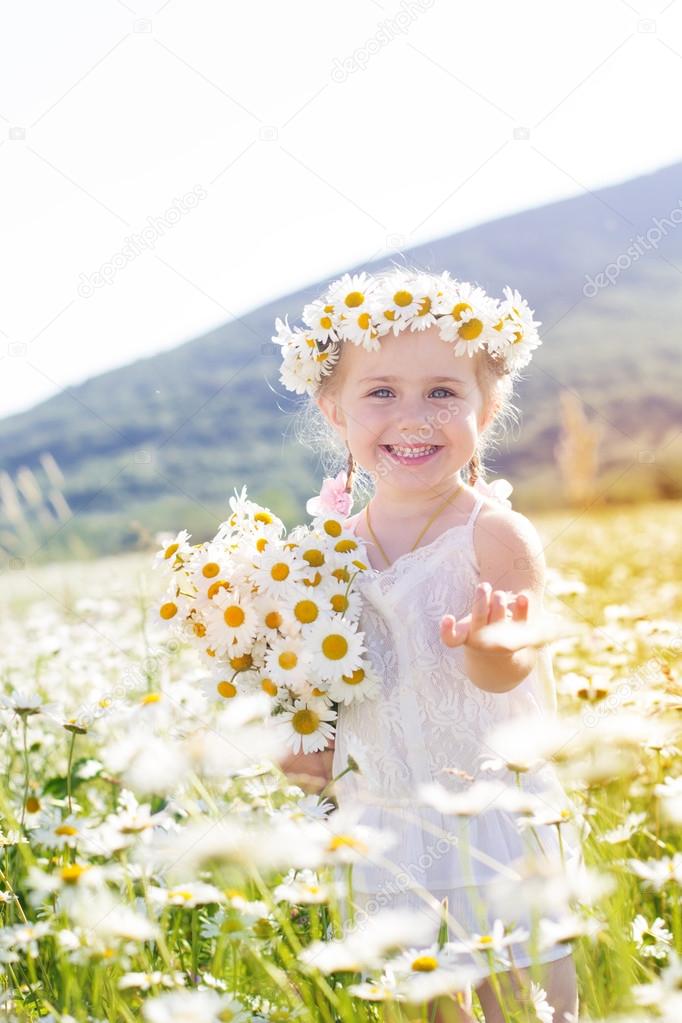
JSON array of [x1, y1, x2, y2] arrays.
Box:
[[274, 267, 582, 1023]]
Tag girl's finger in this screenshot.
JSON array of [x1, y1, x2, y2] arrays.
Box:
[[470, 582, 490, 631], [489, 590, 508, 624], [511, 591, 530, 622], [440, 613, 470, 648]]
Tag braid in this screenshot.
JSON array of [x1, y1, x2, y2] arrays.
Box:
[[467, 449, 482, 486], [344, 448, 355, 495]]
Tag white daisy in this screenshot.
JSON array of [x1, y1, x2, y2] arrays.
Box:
[[279, 336, 324, 395], [372, 270, 424, 337], [447, 919, 530, 957], [142, 989, 248, 1023], [301, 295, 340, 343], [495, 285, 543, 370], [632, 914, 673, 959], [31, 810, 87, 850], [277, 697, 336, 755], [251, 544, 306, 600], [407, 272, 445, 332], [204, 591, 258, 657], [327, 658, 381, 705], [628, 853, 682, 889], [264, 634, 314, 689], [387, 944, 482, 1002], [529, 981, 555, 1023], [326, 272, 380, 348], [147, 882, 226, 909], [153, 529, 193, 571], [305, 615, 367, 682], [435, 281, 499, 356], [273, 868, 344, 905], [252, 592, 298, 639]]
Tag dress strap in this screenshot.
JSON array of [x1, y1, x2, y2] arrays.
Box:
[[464, 488, 485, 531]]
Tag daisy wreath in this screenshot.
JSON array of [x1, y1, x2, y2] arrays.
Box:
[[272, 267, 543, 398]]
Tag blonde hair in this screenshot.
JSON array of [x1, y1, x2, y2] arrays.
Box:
[[289, 263, 522, 502]]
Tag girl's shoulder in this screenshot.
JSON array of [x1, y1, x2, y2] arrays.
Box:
[[473, 496, 546, 580]]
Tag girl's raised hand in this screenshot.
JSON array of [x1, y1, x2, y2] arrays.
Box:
[[439, 581, 577, 654]]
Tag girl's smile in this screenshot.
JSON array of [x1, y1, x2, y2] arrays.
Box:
[[379, 443, 443, 466]]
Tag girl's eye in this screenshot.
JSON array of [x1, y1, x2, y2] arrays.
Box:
[[368, 387, 455, 398]]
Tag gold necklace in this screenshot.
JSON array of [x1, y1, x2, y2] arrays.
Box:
[[364, 480, 464, 568]]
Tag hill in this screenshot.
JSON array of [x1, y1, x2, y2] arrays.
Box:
[[1, 160, 681, 562]]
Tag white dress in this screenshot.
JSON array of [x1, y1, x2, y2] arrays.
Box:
[[332, 488, 583, 972]]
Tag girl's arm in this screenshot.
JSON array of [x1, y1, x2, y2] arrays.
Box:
[[279, 739, 335, 794], [441, 508, 549, 694]]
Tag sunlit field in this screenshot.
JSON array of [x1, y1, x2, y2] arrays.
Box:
[[0, 499, 680, 1023]]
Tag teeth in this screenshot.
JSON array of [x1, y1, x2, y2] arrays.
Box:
[[387, 445, 438, 458]]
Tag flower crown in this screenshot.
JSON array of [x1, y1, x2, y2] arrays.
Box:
[[271, 268, 542, 397]]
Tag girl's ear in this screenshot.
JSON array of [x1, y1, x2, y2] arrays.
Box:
[[316, 393, 346, 433]]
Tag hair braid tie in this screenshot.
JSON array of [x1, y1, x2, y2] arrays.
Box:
[[344, 449, 355, 494], [468, 450, 481, 486]]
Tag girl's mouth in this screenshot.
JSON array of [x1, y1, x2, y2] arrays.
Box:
[[380, 444, 442, 465]]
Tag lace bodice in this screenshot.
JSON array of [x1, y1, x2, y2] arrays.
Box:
[[332, 489, 560, 805]]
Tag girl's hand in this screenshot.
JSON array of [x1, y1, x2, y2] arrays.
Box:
[[439, 581, 574, 654]]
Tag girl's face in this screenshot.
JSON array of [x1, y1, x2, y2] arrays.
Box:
[[317, 325, 492, 497]]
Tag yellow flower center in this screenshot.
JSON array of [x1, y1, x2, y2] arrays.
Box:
[[292, 708, 320, 735], [411, 955, 438, 972], [207, 580, 228, 599], [323, 519, 342, 537], [330, 594, 349, 613], [394, 289, 413, 307], [224, 605, 245, 628], [357, 311, 371, 330], [60, 864, 89, 884], [164, 543, 179, 559], [303, 548, 325, 567], [334, 539, 357, 554], [217, 681, 237, 699], [342, 668, 365, 685], [159, 602, 177, 620], [278, 650, 298, 671], [55, 824, 78, 836], [344, 290, 364, 308], [294, 600, 318, 624], [229, 653, 252, 670], [141, 693, 161, 705], [202, 562, 220, 578], [328, 834, 368, 853], [265, 610, 283, 629], [322, 633, 348, 660], [261, 678, 278, 697], [271, 562, 290, 581], [458, 318, 483, 341], [417, 296, 432, 316], [452, 301, 472, 320], [320, 315, 332, 329]]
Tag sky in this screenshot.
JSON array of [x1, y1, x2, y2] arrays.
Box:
[[1, 0, 681, 418]]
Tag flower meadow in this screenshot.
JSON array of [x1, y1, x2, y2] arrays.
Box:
[[0, 498, 680, 1023]]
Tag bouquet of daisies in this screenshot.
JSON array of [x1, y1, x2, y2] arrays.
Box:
[[154, 472, 379, 755]]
